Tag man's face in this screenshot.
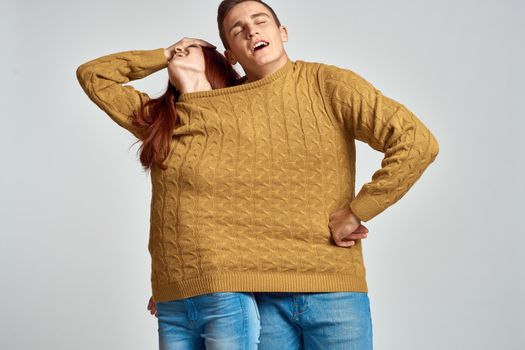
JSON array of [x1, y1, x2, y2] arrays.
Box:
[[222, 1, 288, 74]]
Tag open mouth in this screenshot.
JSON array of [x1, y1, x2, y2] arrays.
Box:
[[252, 41, 270, 53]]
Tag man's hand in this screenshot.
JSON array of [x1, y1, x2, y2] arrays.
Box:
[[164, 37, 216, 61], [328, 207, 369, 247], [147, 296, 158, 317]]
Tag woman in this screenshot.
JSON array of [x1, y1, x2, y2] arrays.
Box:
[[76, 37, 261, 350]]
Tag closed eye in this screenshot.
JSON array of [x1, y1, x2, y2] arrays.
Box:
[[233, 20, 267, 36]]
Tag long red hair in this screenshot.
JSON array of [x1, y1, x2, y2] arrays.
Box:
[[131, 47, 240, 171]]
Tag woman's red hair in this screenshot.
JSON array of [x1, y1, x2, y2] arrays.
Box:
[[131, 47, 240, 171]]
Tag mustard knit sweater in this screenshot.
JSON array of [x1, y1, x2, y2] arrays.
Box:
[[76, 48, 439, 302]]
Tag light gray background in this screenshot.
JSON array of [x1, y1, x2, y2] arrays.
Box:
[[2, 0, 523, 349]]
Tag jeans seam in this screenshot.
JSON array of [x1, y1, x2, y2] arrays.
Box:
[[237, 292, 248, 349], [249, 292, 261, 321]]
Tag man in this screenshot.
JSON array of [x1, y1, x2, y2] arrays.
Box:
[[152, 1, 438, 348], [216, 1, 438, 349]]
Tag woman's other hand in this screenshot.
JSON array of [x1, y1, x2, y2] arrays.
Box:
[[164, 37, 216, 61], [147, 296, 158, 317]]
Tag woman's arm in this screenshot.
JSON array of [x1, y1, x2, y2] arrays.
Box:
[[76, 48, 169, 139], [76, 38, 216, 140]]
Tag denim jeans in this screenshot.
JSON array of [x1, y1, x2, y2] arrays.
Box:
[[253, 292, 373, 350], [156, 292, 261, 350]]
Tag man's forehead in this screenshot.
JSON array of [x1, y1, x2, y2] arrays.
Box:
[[228, 11, 270, 23], [226, 11, 271, 32], [225, 2, 272, 23]]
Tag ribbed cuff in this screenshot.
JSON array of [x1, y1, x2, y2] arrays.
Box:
[[137, 47, 169, 69], [349, 188, 384, 222]]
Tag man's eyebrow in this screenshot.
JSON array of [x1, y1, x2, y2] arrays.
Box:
[[228, 12, 271, 34]]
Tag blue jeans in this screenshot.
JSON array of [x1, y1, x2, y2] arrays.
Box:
[[254, 292, 373, 350], [156, 292, 261, 350]]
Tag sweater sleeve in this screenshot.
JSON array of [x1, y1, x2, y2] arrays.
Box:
[[76, 48, 169, 140], [318, 63, 439, 222]]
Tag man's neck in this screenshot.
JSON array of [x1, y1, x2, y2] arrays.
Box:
[[243, 55, 290, 83]]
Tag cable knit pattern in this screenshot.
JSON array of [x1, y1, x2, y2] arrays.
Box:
[[76, 48, 439, 302]]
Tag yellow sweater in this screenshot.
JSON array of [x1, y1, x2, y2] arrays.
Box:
[[76, 48, 439, 302]]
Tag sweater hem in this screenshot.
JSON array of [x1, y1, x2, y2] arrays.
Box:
[[152, 272, 368, 303]]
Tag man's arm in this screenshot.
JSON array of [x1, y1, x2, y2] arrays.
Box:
[[318, 63, 439, 222]]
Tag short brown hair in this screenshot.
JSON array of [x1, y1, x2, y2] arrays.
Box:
[[217, 0, 282, 50]]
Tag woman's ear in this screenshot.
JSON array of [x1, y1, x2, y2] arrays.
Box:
[[224, 49, 238, 65], [280, 26, 289, 43]]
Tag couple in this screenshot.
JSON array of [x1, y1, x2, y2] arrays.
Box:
[[76, 1, 439, 349]]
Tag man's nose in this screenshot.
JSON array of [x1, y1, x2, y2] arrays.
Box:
[[247, 27, 259, 38]]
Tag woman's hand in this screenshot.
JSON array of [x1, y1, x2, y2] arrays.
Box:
[[164, 37, 216, 61], [147, 296, 158, 317]]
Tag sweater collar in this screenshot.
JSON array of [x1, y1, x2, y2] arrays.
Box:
[[178, 59, 294, 101]]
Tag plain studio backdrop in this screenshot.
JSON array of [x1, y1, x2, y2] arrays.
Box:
[[1, 0, 523, 349]]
